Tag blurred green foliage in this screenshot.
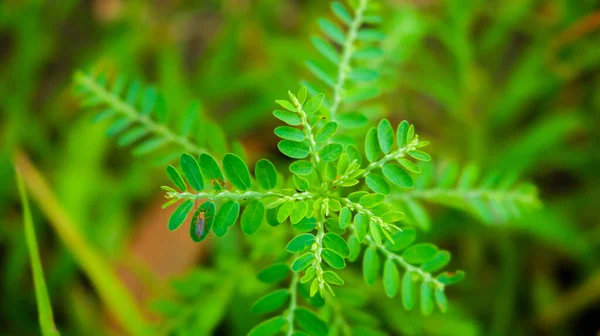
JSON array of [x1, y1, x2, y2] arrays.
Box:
[[1, 0, 599, 335]]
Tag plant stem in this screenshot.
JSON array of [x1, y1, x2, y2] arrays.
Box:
[[166, 190, 314, 202], [74, 72, 205, 156], [286, 271, 299, 336], [330, 0, 369, 121]]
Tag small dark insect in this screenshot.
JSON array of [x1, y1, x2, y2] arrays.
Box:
[[195, 211, 205, 238], [210, 178, 216, 187]]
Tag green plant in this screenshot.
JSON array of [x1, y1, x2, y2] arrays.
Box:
[[160, 87, 464, 334]]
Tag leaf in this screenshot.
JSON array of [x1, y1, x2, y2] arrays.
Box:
[[402, 272, 415, 310], [357, 29, 385, 41], [277, 201, 295, 223], [290, 201, 308, 224], [323, 233, 349, 257], [323, 271, 344, 286], [376, 119, 394, 154], [363, 246, 380, 285], [180, 154, 204, 191], [141, 86, 156, 115], [273, 109, 301, 125], [397, 121, 409, 148], [402, 243, 438, 264], [420, 282, 434, 316], [322, 248, 346, 269], [198, 154, 224, 190], [437, 271, 465, 285], [132, 138, 166, 155], [117, 127, 148, 147], [255, 159, 278, 189], [248, 316, 286, 336], [222, 154, 252, 190], [306, 60, 336, 88], [257, 263, 289, 284], [349, 68, 380, 82], [295, 307, 329, 336], [287, 234, 316, 253], [359, 193, 386, 208], [320, 143, 343, 162], [354, 213, 369, 242], [406, 125, 415, 142], [339, 207, 352, 229], [336, 113, 368, 128], [241, 201, 265, 235], [291, 253, 315, 272], [353, 47, 384, 60], [383, 259, 400, 298], [311, 36, 339, 64], [369, 221, 383, 246], [304, 93, 325, 115], [409, 151, 431, 161], [381, 211, 404, 223], [168, 200, 194, 231], [397, 158, 421, 173], [365, 127, 381, 162], [276, 99, 296, 111], [345, 144, 362, 166], [251, 289, 290, 314], [212, 201, 240, 237], [315, 121, 338, 143], [179, 101, 201, 137], [382, 164, 413, 188], [166, 165, 186, 191], [318, 18, 345, 45], [348, 235, 361, 262], [331, 1, 352, 25], [278, 140, 310, 159], [458, 163, 480, 189], [290, 160, 313, 175], [293, 175, 310, 191], [365, 174, 390, 195], [294, 217, 317, 233], [275, 126, 305, 141], [435, 288, 448, 313], [421, 251, 451, 272]]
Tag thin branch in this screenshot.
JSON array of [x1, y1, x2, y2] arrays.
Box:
[[285, 271, 299, 336]]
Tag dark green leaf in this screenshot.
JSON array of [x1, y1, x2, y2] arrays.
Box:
[[180, 154, 204, 191], [382, 164, 413, 188], [320, 143, 343, 162], [241, 201, 265, 235], [315, 121, 338, 143], [295, 307, 329, 336], [348, 235, 361, 262], [323, 233, 349, 257], [311, 36, 339, 64], [363, 246, 380, 285], [322, 248, 345, 269], [331, 1, 352, 25], [365, 127, 381, 162], [291, 253, 315, 272], [336, 113, 368, 128], [166, 165, 186, 191], [437, 271, 465, 285], [222, 153, 252, 190], [275, 126, 305, 141], [212, 201, 240, 237], [251, 289, 290, 314], [421, 251, 451, 272], [294, 217, 317, 232], [257, 263, 289, 284], [255, 159, 278, 189], [248, 316, 286, 336], [420, 282, 434, 315], [274, 110, 301, 125], [339, 207, 352, 229], [318, 18, 345, 45], [198, 154, 224, 190], [402, 243, 438, 264], [290, 160, 313, 175], [383, 259, 400, 298], [435, 288, 448, 313], [354, 213, 369, 242], [278, 140, 310, 159], [168, 200, 194, 231], [189, 201, 215, 243], [385, 227, 416, 251], [402, 272, 415, 310]]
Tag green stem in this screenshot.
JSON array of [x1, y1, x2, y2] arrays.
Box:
[[330, 0, 369, 121], [389, 187, 539, 206], [311, 218, 327, 294], [74, 72, 205, 156], [286, 271, 299, 336], [338, 197, 396, 233], [166, 190, 315, 202]]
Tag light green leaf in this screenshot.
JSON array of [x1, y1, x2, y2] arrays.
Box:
[[294, 217, 317, 233], [402, 272, 415, 310], [357, 29, 385, 41], [306, 61, 335, 88], [382, 164, 413, 188], [277, 201, 295, 223], [241, 201, 265, 235], [437, 271, 465, 285], [322, 248, 345, 269], [420, 282, 434, 316], [293, 175, 309, 191], [290, 201, 308, 224], [359, 193, 386, 208], [315, 121, 338, 143], [212, 201, 240, 237], [402, 243, 438, 264], [251, 289, 290, 314], [397, 120, 409, 148], [304, 93, 325, 115], [349, 68, 380, 82], [383, 258, 400, 298], [397, 158, 421, 173], [369, 221, 383, 246], [290, 160, 313, 175], [339, 207, 352, 229], [365, 127, 381, 162], [348, 235, 361, 262], [353, 47, 384, 60], [275, 126, 305, 141], [318, 18, 345, 44], [168, 200, 194, 231], [255, 159, 278, 189], [278, 140, 310, 159], [385, 227, 416, 251], [222, 154, 252, 190], [323, 233, 349, 257], [320, 143, 343, 162], [276, 99, 296, 111], [323, 271, 344, 285], [363, 246, 380, 285], [435, 288, 448, 313], [180, 154, 204, 191], [312, 36, 340, 64], [291, 253, 315, 272], [365, 174, 390, 195], [409, 150, 431, 161], [273, 110, 301, 126], [421, 251, 451, 272], [381, 211, 404, 223], [287, 234, 316, 253], [336, 113, 368, 128], [354, 213, 369, 242], [331, 1, 352, 25]]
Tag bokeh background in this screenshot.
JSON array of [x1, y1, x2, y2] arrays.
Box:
[[1, 0, 599, 335]]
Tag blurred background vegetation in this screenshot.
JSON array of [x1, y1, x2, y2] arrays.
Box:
[[1, 0, 599, 335]]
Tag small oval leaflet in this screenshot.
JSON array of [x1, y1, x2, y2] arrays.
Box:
[[222, 153, 252, 190]]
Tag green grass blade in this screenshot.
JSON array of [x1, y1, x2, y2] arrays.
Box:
[[15, 168, 60, 336]]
